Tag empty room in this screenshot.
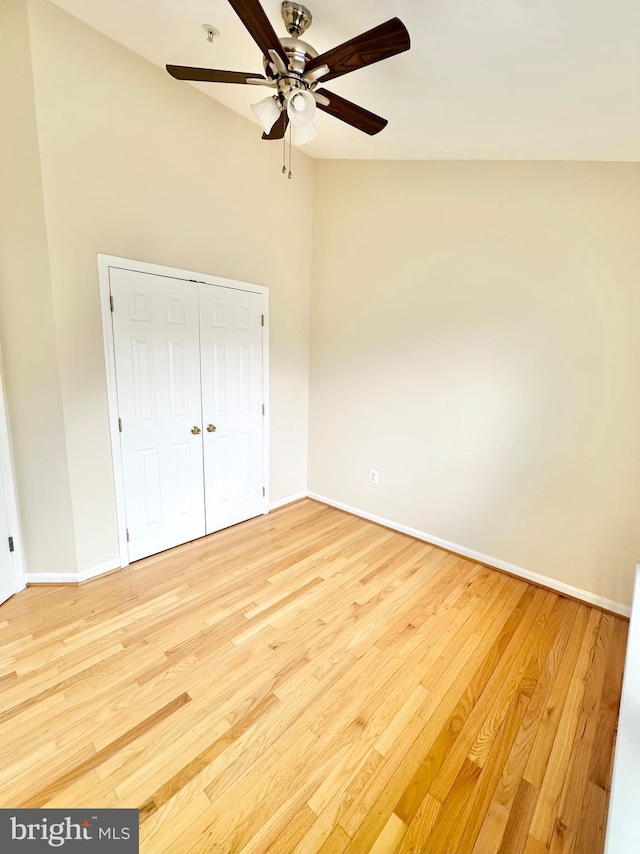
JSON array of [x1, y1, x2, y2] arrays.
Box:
[[0, 1, 639, 852]]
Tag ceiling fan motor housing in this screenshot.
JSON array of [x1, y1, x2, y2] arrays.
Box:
[[277, 37, 318, 75]]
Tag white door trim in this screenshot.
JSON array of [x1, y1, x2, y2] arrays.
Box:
[[97, 254, 270, 569], [0, 350, 26, 595]]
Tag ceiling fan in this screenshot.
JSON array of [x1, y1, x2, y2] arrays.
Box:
[[167, 0, 411, 146]]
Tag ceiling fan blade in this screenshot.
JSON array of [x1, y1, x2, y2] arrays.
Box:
[[262, 111, 289, 140], [167, 66, 266, 85], [305, 18, 410, 83], [315, 88, 388, 135], [227, 0, 289, 66]]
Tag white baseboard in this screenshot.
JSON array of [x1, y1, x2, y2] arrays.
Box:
[[307, 492, 631, 618], [23, 494, 632, 618], [605, 565, 640, 852], [26, 558, 121, 585], [269, 492, 307, 512]]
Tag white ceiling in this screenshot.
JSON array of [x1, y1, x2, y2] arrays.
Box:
[[49, 0, 640, 161]]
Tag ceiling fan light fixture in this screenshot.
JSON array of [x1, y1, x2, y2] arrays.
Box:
[[286, 90, 316, 126], [251, 95, 282, 134], [292, 94, 306, 112]]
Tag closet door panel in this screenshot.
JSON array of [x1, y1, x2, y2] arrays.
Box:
[[200, 285, 264, 534], [111, 269, 205, 561]]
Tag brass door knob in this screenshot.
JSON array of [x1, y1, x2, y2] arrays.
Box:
[[191, 426, 201, 435], [206, 424, 217, 433]]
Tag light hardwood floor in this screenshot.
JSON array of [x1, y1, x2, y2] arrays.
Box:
[[0, 499, 627, 854]]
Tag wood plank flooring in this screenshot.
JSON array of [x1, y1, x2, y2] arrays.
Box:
[[0, 499, 627, 853]]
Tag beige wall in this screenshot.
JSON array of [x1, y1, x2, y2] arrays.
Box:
[[0, 0, 77, 576], [4, 0, 314, 575], [3, 2, 639, 607], [309, 161, 640, 606]]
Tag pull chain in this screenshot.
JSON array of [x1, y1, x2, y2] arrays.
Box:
[[288, 122, 293, 180], [282, 120, 287, 175]]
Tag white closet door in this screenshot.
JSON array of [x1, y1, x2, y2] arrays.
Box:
[[199, 284, 265, 534], [110, 269, 205, 561]]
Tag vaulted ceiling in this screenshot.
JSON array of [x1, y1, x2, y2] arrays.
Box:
[[49, 0, 640, 161]]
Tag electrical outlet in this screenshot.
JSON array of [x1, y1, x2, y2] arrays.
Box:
[[369, 469, 379, 485]]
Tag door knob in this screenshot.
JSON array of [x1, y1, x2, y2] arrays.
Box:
[[206, 424, 217, 433], [191, 426, 201, 435]]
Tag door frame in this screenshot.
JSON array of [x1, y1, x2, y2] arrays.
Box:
[[0, 350, 26, 597], [97, 254, 270, 569]]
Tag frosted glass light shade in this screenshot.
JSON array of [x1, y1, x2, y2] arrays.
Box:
[[286, 90, 316, 127], [293, 122, 318, 146], [251, 96, 282, 134]]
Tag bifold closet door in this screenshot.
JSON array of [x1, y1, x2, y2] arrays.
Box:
[[199, 284, 265, 534], [110, 268, 205, 561]]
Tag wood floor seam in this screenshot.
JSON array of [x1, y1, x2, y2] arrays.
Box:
[[19, 691, 191, 808]]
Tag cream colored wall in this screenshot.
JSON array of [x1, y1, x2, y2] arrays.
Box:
[[0, 0, 77, 576], [309, 161, 640, 606], [3, 2, 639, 606], [21, 0, 314, 574]]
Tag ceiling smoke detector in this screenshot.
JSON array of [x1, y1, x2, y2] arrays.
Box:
[[202, 25, 219, 43]]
